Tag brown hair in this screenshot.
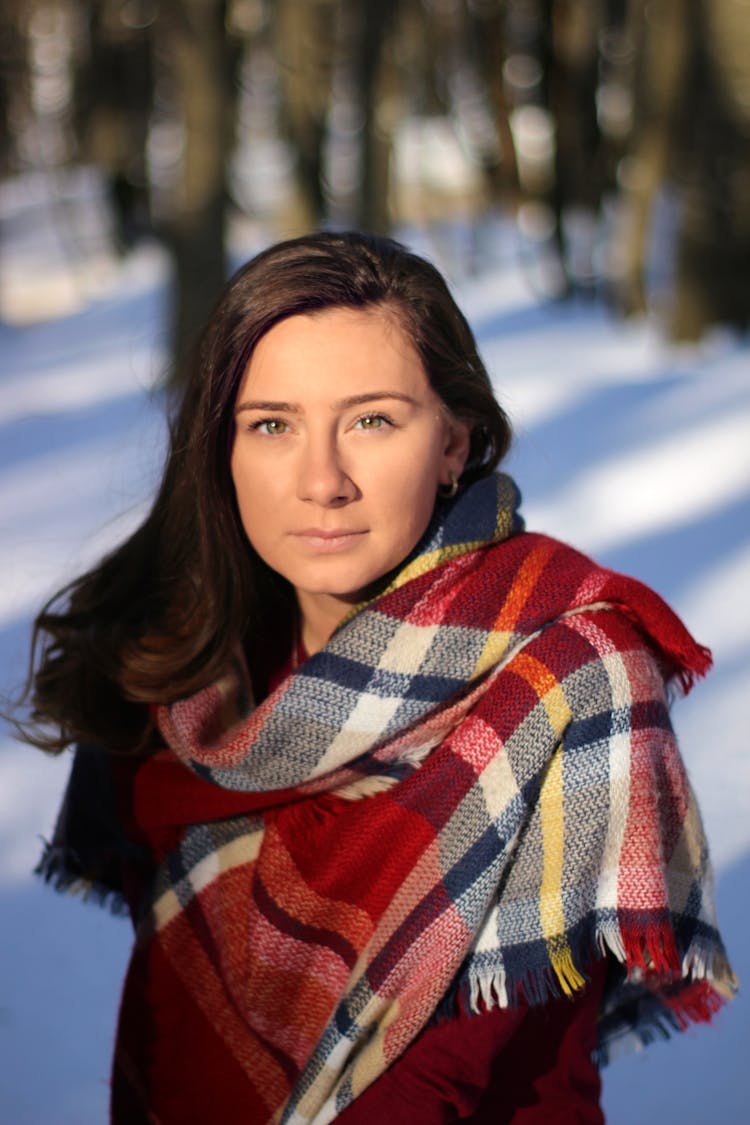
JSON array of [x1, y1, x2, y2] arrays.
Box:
[[19, 231, 512, 754]]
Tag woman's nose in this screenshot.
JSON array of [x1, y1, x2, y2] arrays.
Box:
[[297, 437, 357, 506]]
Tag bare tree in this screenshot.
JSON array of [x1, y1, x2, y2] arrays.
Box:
[[271, 0, 337, 233], [157, 0, 242, 374], [74, 0, 154, 250], [613, 0, 750, 338]]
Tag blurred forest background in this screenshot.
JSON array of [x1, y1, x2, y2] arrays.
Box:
[[1, 0, 749, 371]]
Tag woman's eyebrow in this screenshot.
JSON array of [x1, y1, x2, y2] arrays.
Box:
[[235, 391, 418, 415], [332, 391, 418, 409], [235, 399, 299, 415]]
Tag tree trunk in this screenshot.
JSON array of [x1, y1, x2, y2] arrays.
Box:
[[272, 0, 337, 233], [159, 0, 239, 381], [352, 0, 399, 234]]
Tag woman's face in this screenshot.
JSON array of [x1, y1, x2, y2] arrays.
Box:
[[230, 306, 469, 639]]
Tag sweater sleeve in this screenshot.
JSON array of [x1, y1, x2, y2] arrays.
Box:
[[336, 961, 606, 1124]]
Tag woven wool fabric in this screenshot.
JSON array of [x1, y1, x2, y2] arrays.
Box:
[[104, 472, 736, 1123]]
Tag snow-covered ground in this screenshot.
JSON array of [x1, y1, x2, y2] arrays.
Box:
[[1, 198, 747, 1123]]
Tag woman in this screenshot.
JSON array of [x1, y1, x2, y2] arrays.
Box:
[[25, 231, 735, 1123]]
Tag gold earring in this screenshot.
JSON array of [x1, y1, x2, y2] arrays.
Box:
[[438, 471, 459, 500]]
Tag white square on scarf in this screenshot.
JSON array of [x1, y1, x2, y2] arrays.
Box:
[[377, 622, 439, 674], [311, 691, 405, 776], [341, 690, 403, 734]]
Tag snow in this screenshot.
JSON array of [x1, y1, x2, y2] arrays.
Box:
[[1, 209, 747, 1123]]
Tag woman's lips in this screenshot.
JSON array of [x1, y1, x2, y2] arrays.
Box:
[[292, 528, 368, 552]]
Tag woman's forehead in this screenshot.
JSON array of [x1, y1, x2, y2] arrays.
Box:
[[237, 306, 430, 402]]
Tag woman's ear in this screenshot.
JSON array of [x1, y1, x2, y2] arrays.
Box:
[[440, 418, 472, 485]]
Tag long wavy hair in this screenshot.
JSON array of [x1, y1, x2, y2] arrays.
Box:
[[19, 231, 512, 754]]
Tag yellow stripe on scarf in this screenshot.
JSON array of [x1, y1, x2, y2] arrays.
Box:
[[513, 650, 586, 996], [386, 541, 487, 593], [539, 747, 586, 995], [342, 541, 488, 627]]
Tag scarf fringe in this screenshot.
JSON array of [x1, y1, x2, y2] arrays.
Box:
[[594, 977, 730, 1066], [621, 921, 681, 975], [461, 920, 735, 1055], [673, 642, 712, 695], [464, 956, 732, 1069], [464, 959, 570, 1015], [661, 979, 727, 1027], [34, 838, 131, 917]]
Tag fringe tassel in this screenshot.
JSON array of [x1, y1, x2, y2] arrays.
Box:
[[468, 968, 510, 1012], [661, 980, 727, 1028], [35, 840, 131, 917], [460, 922, 735, 1051], [550, 947, 587, 996], [622, 922, 681, 976], [595, 979, 730, 1067], [465, 961, 567, 1013], [674, 643, 713, 695]]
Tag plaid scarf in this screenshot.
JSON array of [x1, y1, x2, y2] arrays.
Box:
[[105, 473, 735, 1122]]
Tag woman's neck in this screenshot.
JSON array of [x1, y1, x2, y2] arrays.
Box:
[[296, 591, 353, 655]]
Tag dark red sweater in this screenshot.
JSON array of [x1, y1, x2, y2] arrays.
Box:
[[336, 965, 605, 1123]]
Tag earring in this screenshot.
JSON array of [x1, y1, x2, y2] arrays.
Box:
[[438, 471, 459, 500]]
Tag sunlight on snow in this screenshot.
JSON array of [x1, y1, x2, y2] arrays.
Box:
[[0, 350, 159, 426], [482, 323, 671, 428], [526, 407, 750, 553], [675, 673, 750, 873], [679, 541, 750, 666]]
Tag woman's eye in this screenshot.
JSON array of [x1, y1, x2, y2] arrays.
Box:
[[355, 413, 390, 431], [252, 418, 288, 435]]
